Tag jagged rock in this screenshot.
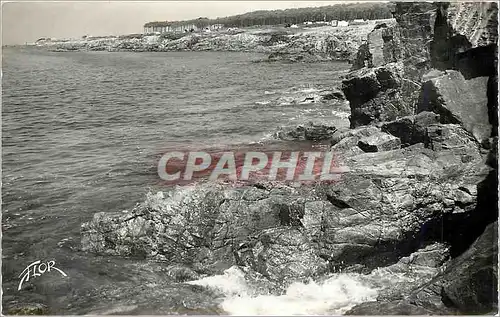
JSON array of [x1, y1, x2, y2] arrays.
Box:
[[274, 122, 337, 141], [399, 242, 450, 268], [234, 227, 328, 284], [313, 139, 489, 270], [358, 132, 401, 152], [81, 125, 492, 287], [392, 2, 437, 73], [372, 243, 450, 302], [273, 124, 306, 141], [446, 2, 498, 49], [345, 223, 496, 315], [342, 62, 415, 127], [304, 123, 338, 141], [331, 126, 380, 156], [351, 20, 401, 70], [424, 123, 480, 155], [418, 70, 491, 143], [381, 111, 440, 146], [81, 184, 319, 277], [409, 221, 498, 314]]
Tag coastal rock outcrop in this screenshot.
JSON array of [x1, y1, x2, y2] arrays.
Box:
[[81, 120, 491, 276], [341, 62, 418, 127], [409, 221, 498, 314], [347, 222, 497, 315], [339, 1, 498, 313], [234, 227, 329, 284], [273, 122, 338, 141], [351, 21, 401, 70], [417, 70, 491, 143], [380, 111, 440, 146]]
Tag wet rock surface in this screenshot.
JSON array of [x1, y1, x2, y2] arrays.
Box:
[[273, 122, 338, 141]]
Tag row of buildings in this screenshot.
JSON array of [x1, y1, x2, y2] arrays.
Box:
[[304, 19, 368, 27], [143, 18, 370, 34], [143, 21, 224, 34]]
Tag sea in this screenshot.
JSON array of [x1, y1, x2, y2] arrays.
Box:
[[2, 47, 411, 315]]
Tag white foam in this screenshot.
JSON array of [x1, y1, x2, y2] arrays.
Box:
[[187, 266, 250, 296], [255, 100, 272, 106], [331, 109, 350, 119], [188, 266, 379, 315]]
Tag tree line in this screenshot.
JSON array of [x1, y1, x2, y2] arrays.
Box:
[[144, 3, 393, 29]]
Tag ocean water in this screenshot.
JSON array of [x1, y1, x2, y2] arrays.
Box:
[[1, 47, 373, 314]]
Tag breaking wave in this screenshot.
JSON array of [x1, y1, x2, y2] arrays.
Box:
[[188, 266, 378, 315]]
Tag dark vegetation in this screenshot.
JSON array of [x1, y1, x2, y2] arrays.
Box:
[[144, 3, 392, 29]]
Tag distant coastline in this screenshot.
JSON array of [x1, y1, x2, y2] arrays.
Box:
[[31, 20, 395, 63]]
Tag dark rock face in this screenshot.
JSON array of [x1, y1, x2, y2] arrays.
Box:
[[334, 2, 497, 313], [424, 123, 479, 154], [331, 126, 380, 156], [346, 222, 497, 315], [431, 2, 498, 76], [417, 70, 491, 143], [410, 222, 498, 314], [392, 2, 436, 65], [381, 111, 440, 146], [342, 62, 417, 127]]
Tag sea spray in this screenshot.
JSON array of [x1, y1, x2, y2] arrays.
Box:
[[188, 266, 379, 315]]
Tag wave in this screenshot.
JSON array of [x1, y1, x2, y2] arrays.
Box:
[[187, 262, 440, 316], [188, 266, 378, 315]]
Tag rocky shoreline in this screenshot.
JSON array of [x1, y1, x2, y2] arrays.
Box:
[[79, 2, 497, 315], [33, 22, 389, 63]]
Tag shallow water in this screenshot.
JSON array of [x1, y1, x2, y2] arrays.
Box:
[[2, 47, 355, 314]]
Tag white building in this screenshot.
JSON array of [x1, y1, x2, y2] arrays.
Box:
[[337, 20, 349, 27], [351, 19, 368, 25], [209, 24, 224, 30]]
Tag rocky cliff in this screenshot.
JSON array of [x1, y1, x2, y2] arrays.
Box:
[[79, 2, 497, 314], [340, 2, 498, 313]]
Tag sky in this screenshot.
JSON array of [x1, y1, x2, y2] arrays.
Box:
[[1, 1, 366, 45]]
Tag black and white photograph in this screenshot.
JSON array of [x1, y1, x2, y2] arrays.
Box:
[[1, 0, 498, 315]]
